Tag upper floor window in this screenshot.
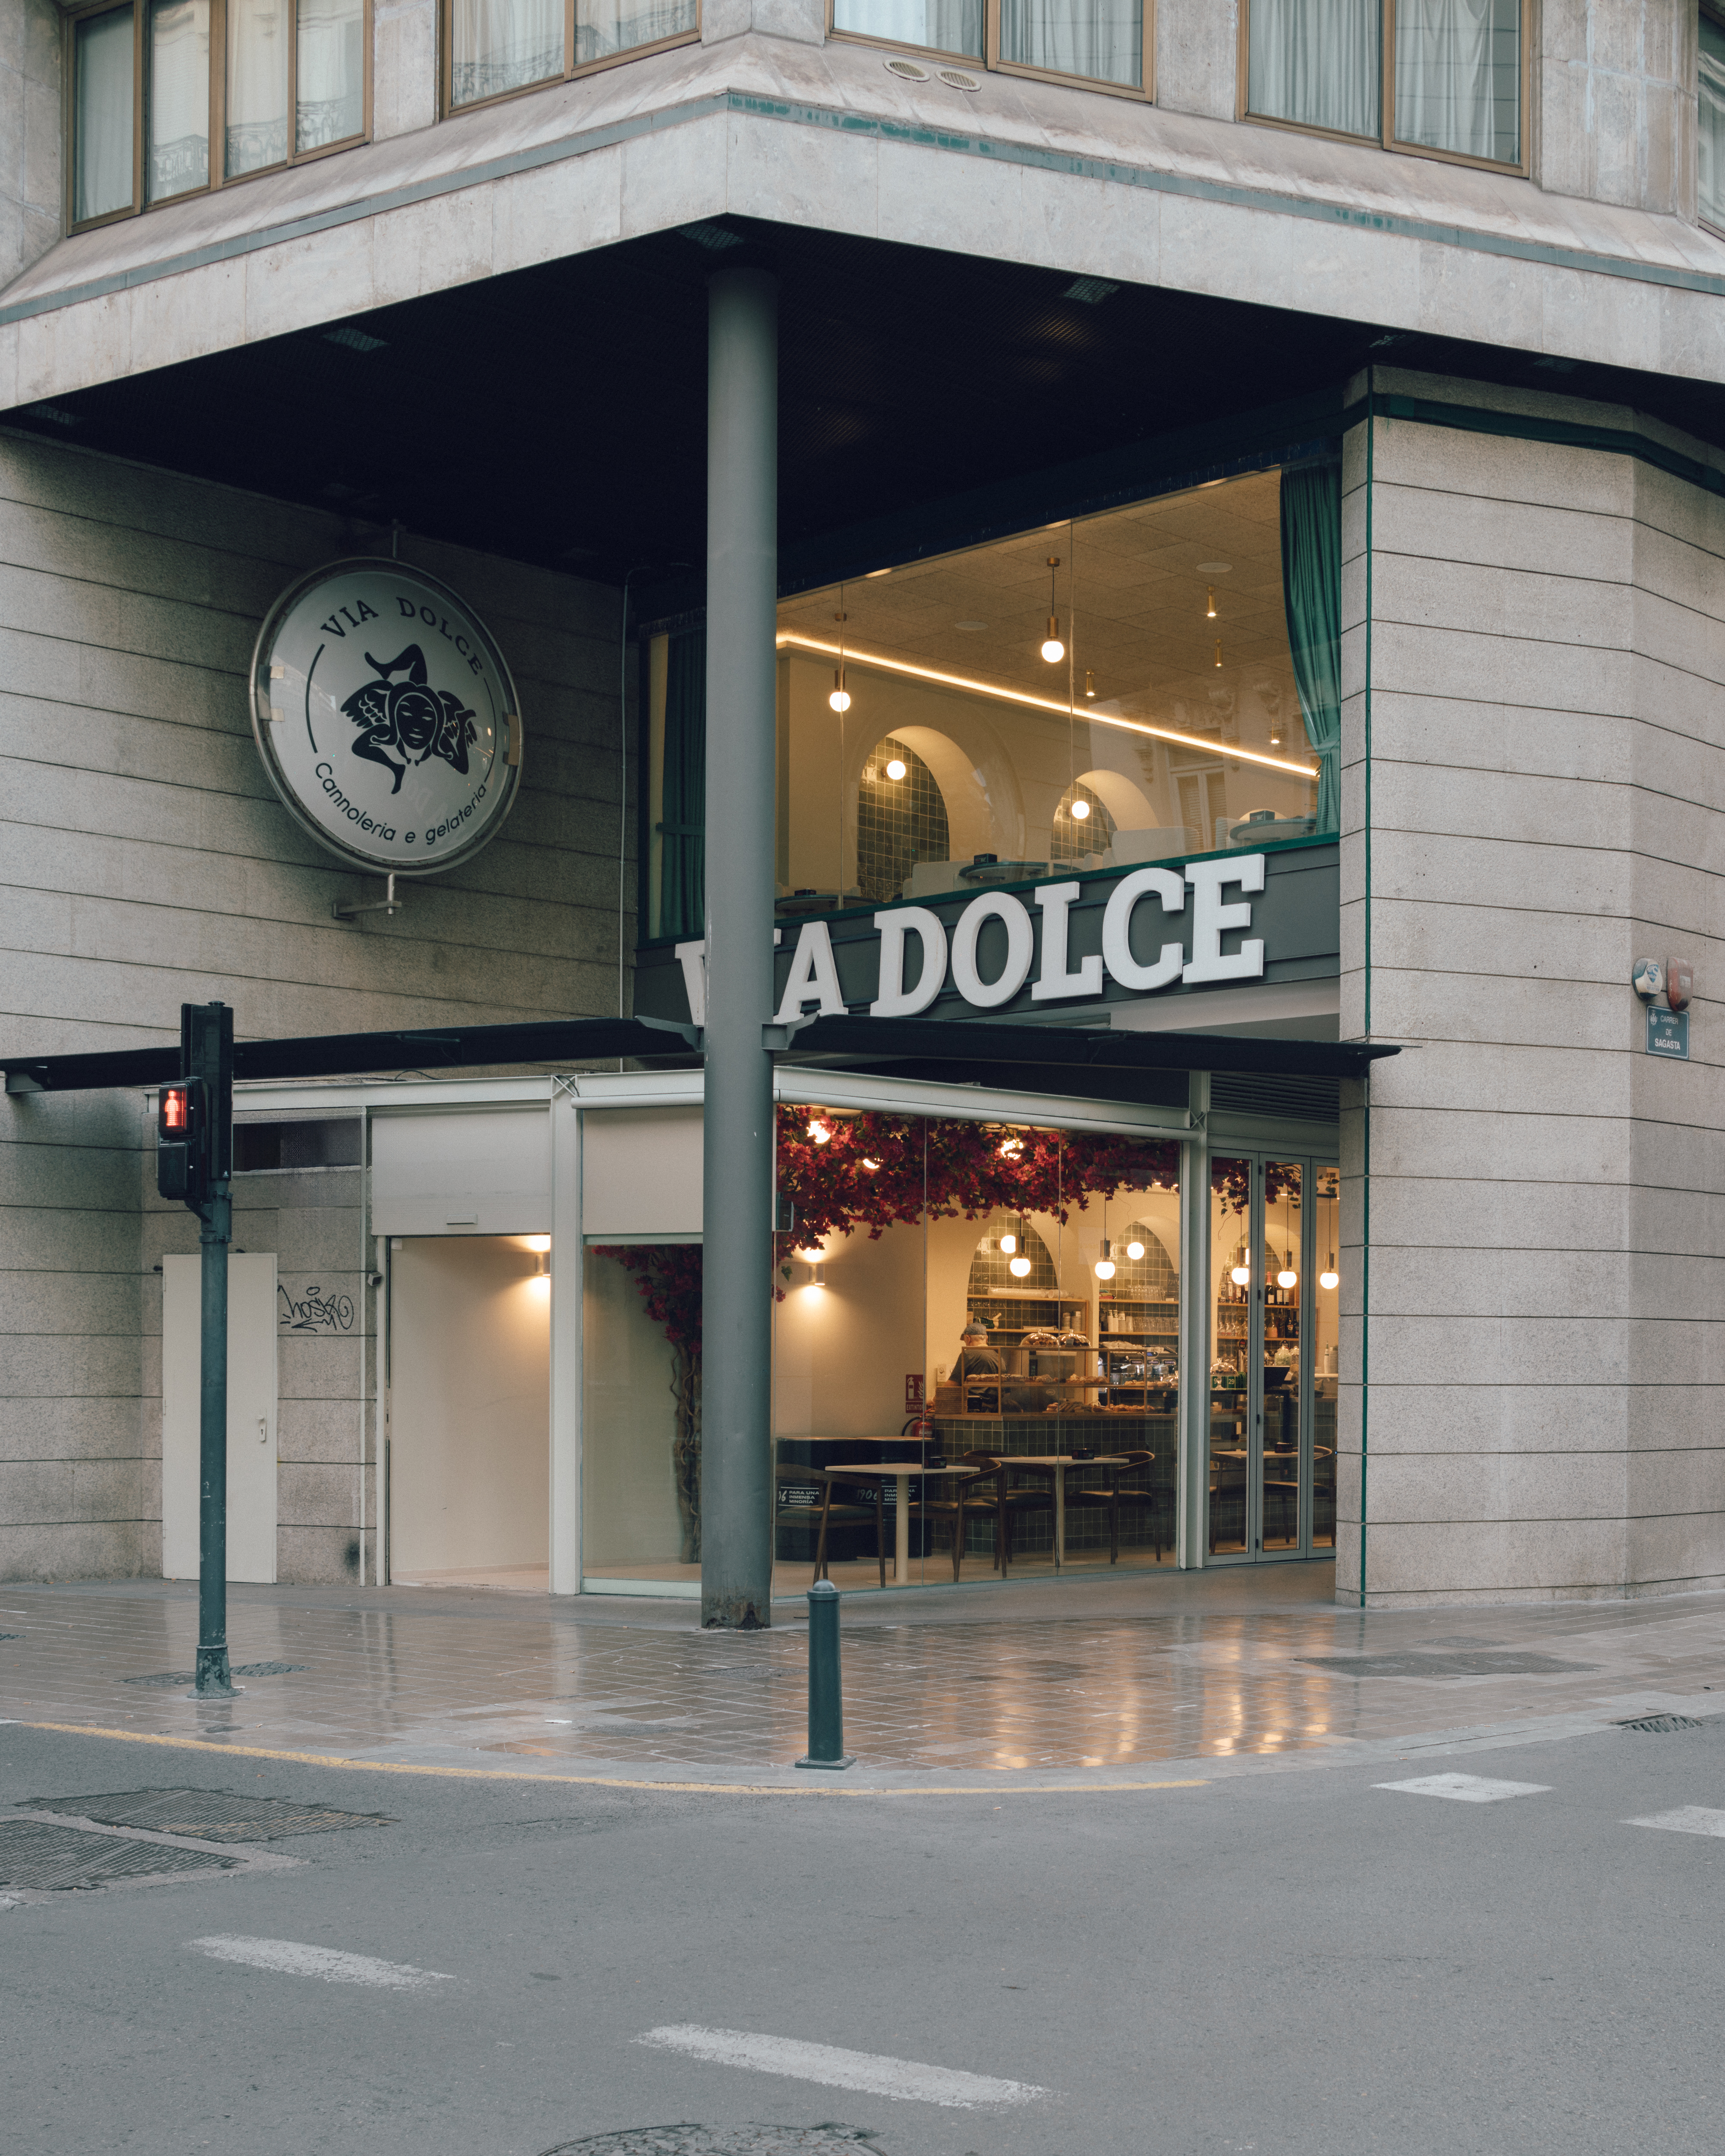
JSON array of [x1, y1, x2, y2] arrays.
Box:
[[1245, 0, 1525, 172], [830, 0, 1145, 95], [445, 0, 699, 112], [69, 0, 368, 232], [1701, 6, 1725, 231]]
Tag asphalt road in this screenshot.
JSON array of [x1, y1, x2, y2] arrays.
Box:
[[3, 1715, 1723, 2156]]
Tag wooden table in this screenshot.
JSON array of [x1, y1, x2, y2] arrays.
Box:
[[820, 1463, 977, 1583], [1003, 1454, 1132, 1570]]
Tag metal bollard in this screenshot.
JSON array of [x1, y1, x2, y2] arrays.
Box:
[[795, 1579, 855, 1770]]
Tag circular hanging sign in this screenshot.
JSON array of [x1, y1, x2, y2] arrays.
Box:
[[249, 557, 523, 876]]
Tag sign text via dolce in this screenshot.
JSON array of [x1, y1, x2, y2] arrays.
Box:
[[250, 558, 523, 876]]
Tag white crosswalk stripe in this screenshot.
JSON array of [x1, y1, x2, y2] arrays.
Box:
[[1625, 1805, 1725, 1838], [189, 1936, 456, 1990], [1374, 1773, 1551, 1803], [635, 2024, 1047, 2109]]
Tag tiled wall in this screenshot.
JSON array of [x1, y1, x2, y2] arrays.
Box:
[[0, 429, 624, 1581], [1342, 370, 1725, 1605]]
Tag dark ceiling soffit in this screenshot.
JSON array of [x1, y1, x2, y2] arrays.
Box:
[[782, 1016, 1394, 1079], [2, 1013, 1395, 1093], [635, 395, 1347, 627]]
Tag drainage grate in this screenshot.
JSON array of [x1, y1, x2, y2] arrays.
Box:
[[541, 2131, 885, 2155], [1299, 1651, 1598, 1678], [0, 1820, 238, 1892], [1617, 1714, 1708, 1733], [20, 1789, 392, 1842], [122, 1663, 307, 1687]]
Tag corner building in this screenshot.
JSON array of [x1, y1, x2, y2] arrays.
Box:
[[0, 0, 1719, 1611]]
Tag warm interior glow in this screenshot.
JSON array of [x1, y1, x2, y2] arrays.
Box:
[[1320, 1268, 1339, 1291], [829, 671, 851, 713], [1041, 628, 1065, 664], [1009, 1254, 1032, 1278], [884, 757, 906, 780], [1206, 586, 1217, 618], [1230, 1263, 1251, 1287], [1126, 1240, 1145, 1260], [807, 1119, 831, 1144], [1070, 797, 1091, 820], [1095, 1257, 1116, 1279], [999, 1232, 1017, 1254], [526, 1235, 551, 1254], [1278, 1267, 1298, 1289], [775, 633, 1320, 778]]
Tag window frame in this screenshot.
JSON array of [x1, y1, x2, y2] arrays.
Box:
[[439, 0, 703, 121], [827, 0, 1152, 104], [1700, 0, 1725, 236], [1236, 0, 1532, 179], [65, 0, 374, 236]]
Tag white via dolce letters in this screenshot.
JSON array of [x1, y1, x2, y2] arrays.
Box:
[[768, 854, 1267, 1023], [250, 558, 523, 876]]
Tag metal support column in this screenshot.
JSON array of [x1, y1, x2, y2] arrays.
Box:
[[699, 257, 779, 1630], [191, 1002, 235, 1695], [1180, 1070, 1212, 1569]]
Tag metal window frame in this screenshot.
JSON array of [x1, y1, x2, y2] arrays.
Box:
[[826, 0, 1151, 103], [1701, 0, 1725, 238], [66, 0, 374, 235], [439, 0, 703, 122], [1237, 0, 1532, 179]]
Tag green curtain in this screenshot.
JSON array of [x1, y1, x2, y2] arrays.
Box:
[[1280, 461, 1342, 837], [659, 628, 706, 941]]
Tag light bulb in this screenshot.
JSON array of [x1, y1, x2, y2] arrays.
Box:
[[1009, 1254, 1032, 1278], [1206, 586, 1217, 619], [1320, 1253, 1339, 1291], [1070, 797, 1091, 821], [807, 1119, 830, 1144], [1041, 621, 1065, 664], [1214, 639, 1223, 669], [527, 1235, 551, 1254], [1095, 1240, 1115, 1281], [999, 1233, 1017, 1254], [1230, 1263, 1251, 1288], [1278, 1267, 1298, 1290], [829, 670, 850, 713], [1126, 1240, 1144, 1261], [1084, 669, 1096, 699], [885, 757, 906, 781]]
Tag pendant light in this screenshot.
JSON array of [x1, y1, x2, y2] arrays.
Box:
[[1277, 1178, 1297, 1288], [1009, 1247, 1032, 1278], [1214, 639, 1223, 669], [885, 755, 906, 780], [1229, 1241, 1250, 1289], [1206, 586, 1217, 620], [1070, 796, 1091, 822], [1084, 669, 1096, 699], [1278, 1256, 1298, 1290], [1095, 1241, 1115, 1281], [829, 608, 850, 712], [1320, 1253, 1339, 1291], [1000, 1224, 1017, 1255], [1126, 1238, 1144, 1261], [1041, 557, 1065, 664]]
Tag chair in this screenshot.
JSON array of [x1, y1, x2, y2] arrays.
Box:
[[775, 1469, 886, 1588], [947, 1451, 1057, 1577], [1063, 1451, 1162, 1563]]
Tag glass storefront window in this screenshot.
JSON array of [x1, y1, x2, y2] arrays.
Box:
[[1313, 1165, 1339, 1548], [769, 1108, 1179, 1592], [582, 1242, 703, 1590], [1702, 9, 1725, 232], [644, 464, 1341, 943], [75, 8, 137, 224]]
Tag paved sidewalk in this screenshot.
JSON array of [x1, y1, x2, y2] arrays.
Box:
[[3, 1564, 1723, 1791]]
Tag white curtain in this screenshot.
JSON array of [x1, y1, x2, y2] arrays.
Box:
[[147, 0, 209, 201], [1700, 15, 1725, 229], [1247, 0, 1378, 139], [226, 0, 289, 175], [451, 0, 564, 104], [75, 7, 135, 223], [297, 0, 364, 150], [831, 0, 982, 56], [1394, 0, 1518, 161], [577, 0, 696, 65], [999, 0, 1141, 86]]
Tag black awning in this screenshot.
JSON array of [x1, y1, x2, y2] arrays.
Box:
[[781, 1015, 1396, 1080], [1, 1011, 1393, 1096]]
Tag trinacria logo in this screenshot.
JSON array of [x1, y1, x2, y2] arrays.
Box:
[[249, 559, 523, 877]]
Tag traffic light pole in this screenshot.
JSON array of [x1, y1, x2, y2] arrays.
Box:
[[183, 1003, 235, 1698]]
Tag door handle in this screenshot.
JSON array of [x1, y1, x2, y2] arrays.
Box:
[[258, 1417, 269, 1445]]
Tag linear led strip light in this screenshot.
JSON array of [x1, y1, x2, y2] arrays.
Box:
[[777, 632, 1319, 781]]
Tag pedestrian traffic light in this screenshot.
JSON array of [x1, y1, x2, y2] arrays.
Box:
[[155, 1078, 206, 1204]]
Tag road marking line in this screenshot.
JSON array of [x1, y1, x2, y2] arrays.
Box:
[[1626, 1805, 1725, 1838], [189, 1935, 456, 1990], [7, 1721, 1210, 1797], [1374, 1773, 1551, 1803], [635, 2024, 1046, 2109]]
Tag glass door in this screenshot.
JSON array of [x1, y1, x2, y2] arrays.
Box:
[[1207, 1152, 1326, 1563]]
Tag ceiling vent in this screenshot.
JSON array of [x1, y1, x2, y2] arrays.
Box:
[[884, 56, 929, 79]]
